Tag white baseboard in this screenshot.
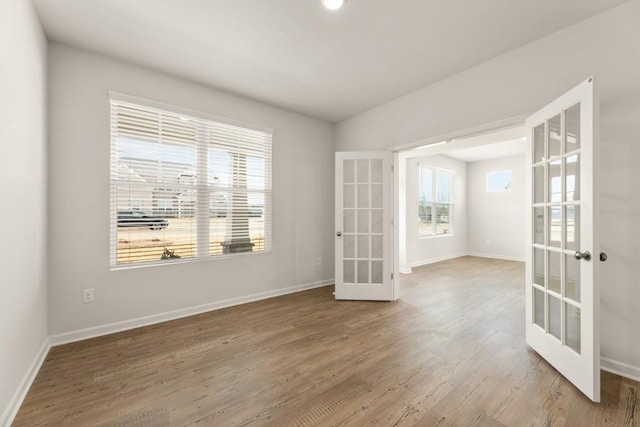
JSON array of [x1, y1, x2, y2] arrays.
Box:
[[466, 252, 525, 262], [399, 266, 413, 274], [49, 279, 334, 346], [409, 253, 467, 269], [601, 357, 640, 383], [1, 337, 51, 427]]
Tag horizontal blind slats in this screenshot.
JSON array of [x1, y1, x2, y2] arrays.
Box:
[[110, 98, 272, 267]]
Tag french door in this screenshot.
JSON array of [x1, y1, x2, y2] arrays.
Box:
[[525, 77, 601, 401], [335, 152, 394, 301]]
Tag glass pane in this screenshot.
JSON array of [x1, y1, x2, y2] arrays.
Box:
[[549, 295, 561, 340], [533, 123, 545, 163], [566, 154, 580, 202], [436, 171, 451, 203], [371, 235, 383, 259], [371, 260, 383, 284], [548, 159, 562, 203], [357, 235, 369, 259], [357, 260, 369, 284], [371, 159, 383, 183], [548, 114, 561, 158], [343, 184, 354, 208], [371, 210, 383, 233], [418, 203, 433, 236], [533, 247, 545, 286], [343, 209, 355, 233], [534, 166, 544, 204], [548, 206, 561, 248], [357, 184, 369, 208], [357, 159, 369, 183], [357, 210, 369, 233], [565, 103, 581, 153], [533, 207, 544, 245], [534, 287, 545, 329], [565, 254, 581, 302], [548, 251, 561, 294], [419, 167, 433, 202], [566, 304, 581, 354], [371, 184, 383, 209], [343, 159, 355, 183], [566, 205, 580, 251], [343, 260, 355, 283], [343, 235, 355, 259], [436, 204, 451, 234]]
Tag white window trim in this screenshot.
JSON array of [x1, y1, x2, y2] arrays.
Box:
[[418, 165, 455, 238], [486, 169, 513, 192], [109, 93, 273, 269]]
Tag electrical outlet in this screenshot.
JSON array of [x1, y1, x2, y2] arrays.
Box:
[[316, 257, 322, 266], [83, 288, 94, 303]]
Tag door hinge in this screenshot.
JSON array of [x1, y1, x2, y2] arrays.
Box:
[[391, 164, 394, 172], [391, 273, 394, 281]]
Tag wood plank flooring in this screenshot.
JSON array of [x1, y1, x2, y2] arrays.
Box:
[[14, 256, 639, 426]]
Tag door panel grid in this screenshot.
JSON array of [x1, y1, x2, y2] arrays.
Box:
[[531, 102, 583, 353]]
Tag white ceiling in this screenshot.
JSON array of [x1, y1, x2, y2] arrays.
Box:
[[442, 138, 526, 163], [33, 0, 627, 122]]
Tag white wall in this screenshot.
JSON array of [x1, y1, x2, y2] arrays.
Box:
[[47, 44, 335, 336], [405, 155, 467, 268], [467, 155, 525, 261], [0, 0, 48, 423], [336, 1, 640, 375]]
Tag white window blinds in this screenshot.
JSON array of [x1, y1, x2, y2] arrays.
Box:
[[110, 96, 272, 267]]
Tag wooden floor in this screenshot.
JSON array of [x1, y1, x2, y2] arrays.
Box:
[[14, 256, 639, 426]]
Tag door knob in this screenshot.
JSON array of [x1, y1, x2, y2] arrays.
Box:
[[574, 250, 591, 261], [336, 231, 342, 237], [600, 252, 608, 262]]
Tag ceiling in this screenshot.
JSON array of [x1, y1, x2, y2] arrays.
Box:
[[33, 0, 627, 122], [442, 138, 526, 163]]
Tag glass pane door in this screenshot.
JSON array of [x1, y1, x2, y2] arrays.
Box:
[[531, 102, 583, 353], [335, 152, 394, 301]]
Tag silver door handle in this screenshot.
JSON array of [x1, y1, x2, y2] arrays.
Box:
[[574, 250, 591, 261], [600, 252, 608, 262], [336, 231, 342, 237]]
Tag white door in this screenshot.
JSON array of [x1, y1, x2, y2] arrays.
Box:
[[335, 152, 394, 300], [525, 77, 601, 401]]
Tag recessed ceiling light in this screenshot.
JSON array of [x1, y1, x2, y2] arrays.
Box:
[[322, 0, 345, 11]]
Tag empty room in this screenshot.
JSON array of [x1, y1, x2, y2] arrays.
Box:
[[2, 0, 640, 426]]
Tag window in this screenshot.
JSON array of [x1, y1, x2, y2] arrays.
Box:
[[418, 166, 453, 236], [110, 95, 272, 267], [487, 170, 512, 192]]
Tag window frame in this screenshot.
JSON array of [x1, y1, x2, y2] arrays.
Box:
[[417, 165, 455, 237], [109, 92, 273, 269], [486, 169, 513, 192]]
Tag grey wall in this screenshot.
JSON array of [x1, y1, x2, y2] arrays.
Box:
[[405, 155, 467, 268], [0, 0, 48, 422], [336, 1, 640, 374], [467, 155, 526, 260], [47, 44, 335, 336]]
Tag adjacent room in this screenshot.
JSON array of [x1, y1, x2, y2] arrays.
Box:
[[3, 0, 640, 425]]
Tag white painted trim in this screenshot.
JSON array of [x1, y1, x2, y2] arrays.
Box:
[[399, 267, 413, 275], [601, 357, 640, 383], [1, 338, 51, 427], [409, 253, 467, 269], [50, 279, 334, 346], [465, 252, 525, 262]]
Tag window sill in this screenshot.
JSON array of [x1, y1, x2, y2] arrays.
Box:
[[418, 233, 455, 240], [110, 249, 273, 271]]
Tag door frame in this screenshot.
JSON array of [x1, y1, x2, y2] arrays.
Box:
[[392, 115, 528, 277]]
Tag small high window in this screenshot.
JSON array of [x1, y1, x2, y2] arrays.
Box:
[[487, 170, 512, 192]]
